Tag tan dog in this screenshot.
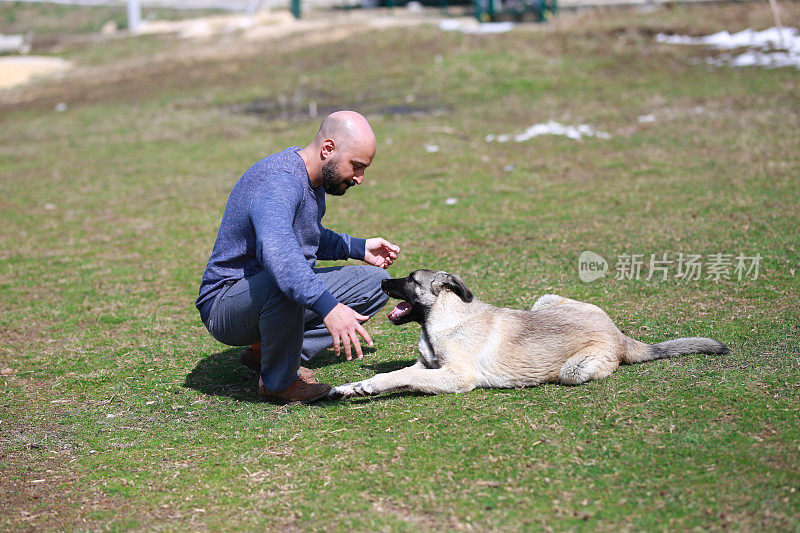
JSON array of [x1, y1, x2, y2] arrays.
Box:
[[329, 269, 728, 398]]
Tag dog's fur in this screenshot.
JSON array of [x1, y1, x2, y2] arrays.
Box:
[[329, 269, 728, 399]]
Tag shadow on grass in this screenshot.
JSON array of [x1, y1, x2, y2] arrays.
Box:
[[360, 359, 417, 373], [183, 347, 412, 405], [303, 347, 413, 374], [318, 390, 430, 406], [184, 348, 261, 403]]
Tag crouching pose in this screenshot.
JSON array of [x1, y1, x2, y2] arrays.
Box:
[[197, 111, 400, 404]]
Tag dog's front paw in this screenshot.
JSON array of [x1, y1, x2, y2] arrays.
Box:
[[328, 380, 375, 400], [352, 380, 375, 396], [328, 383, 355, 399]]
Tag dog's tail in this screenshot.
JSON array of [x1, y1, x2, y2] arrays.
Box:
[[622, 336, 728, 364]]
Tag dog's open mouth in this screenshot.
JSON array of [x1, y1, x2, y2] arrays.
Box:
[[388, 301, 412, 321]]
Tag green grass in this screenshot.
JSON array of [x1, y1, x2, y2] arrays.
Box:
[[1, 2, 799, 530]]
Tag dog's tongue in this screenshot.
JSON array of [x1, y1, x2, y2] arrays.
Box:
[[388, 301, 412, 320]]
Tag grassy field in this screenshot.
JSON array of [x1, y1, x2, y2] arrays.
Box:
[[1, 2, 799, 530]]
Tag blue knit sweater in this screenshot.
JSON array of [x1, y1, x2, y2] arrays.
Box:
[[196, 147, 366, 323]]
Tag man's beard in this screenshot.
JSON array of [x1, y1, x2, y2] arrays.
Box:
[[321, 158, 353, 196]]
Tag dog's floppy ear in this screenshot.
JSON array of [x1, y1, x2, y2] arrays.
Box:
[[431, 272, 474, 303]]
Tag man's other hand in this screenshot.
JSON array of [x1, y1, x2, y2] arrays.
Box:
[[364, 238, 400, 269], [323, 303, 374, 361]]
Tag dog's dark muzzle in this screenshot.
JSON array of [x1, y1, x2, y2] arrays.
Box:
[[381, 277, 405, 299]]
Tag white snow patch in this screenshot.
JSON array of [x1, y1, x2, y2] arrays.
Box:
[[0, 56, 72, 89], [0, 33, 31, 54], [656, 27, 800, 70], [485, 121, 610, 143], [439, 19, 514, 34]]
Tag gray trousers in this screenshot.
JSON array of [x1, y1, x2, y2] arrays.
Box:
[[204, 265, 390, 392]]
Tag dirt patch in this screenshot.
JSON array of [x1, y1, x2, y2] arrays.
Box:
[[0, 376, 179, 530], [230, 97, 450, 122], [0, 10, 440, 112], [0, 447, 167, 530], [370, 498, 475, 530], [1, 402, 124, 530]]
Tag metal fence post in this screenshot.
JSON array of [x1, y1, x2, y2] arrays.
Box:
[[127, 0, 141, 30]]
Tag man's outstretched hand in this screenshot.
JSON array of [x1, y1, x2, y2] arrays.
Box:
[[364, 238, 400, 269], [323, 303, 373, 361]]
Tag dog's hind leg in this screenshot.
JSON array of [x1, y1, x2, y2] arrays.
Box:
[[558, 350, 619, 386], [329, 366, 476, 398]]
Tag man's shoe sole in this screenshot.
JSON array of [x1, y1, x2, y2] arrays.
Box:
[[259, 385, 331, 404]]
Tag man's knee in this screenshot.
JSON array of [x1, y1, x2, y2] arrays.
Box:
[[314, 265, 391, 312], [363, 264, 391, 286], [343, 265, 390, 314], [361, 265, 390, 295]]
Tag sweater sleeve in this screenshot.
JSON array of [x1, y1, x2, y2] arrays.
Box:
[[317, 226, 366, 261], [250, 178, 338, 318]]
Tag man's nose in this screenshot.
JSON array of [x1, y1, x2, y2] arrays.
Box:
[[352, 174, 364, 185]]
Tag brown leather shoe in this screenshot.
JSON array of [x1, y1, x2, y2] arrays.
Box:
[[240, 343, 316, 380], [240, 344, 261, 370], [296, 366, 317, 381], [259, 376, 331, 404]]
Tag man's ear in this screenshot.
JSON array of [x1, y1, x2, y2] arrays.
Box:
[[431, 272, 473, 303], [320, 138, 335, 159]]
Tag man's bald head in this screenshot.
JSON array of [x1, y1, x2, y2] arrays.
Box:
[[313, 111, 376, 155], [299, 111, 377, 192]]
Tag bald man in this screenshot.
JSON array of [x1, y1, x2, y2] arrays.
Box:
[[197, 111, 400, 403]]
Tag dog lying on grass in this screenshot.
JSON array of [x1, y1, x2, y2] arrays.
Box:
[[329, 269, 728, 399]]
